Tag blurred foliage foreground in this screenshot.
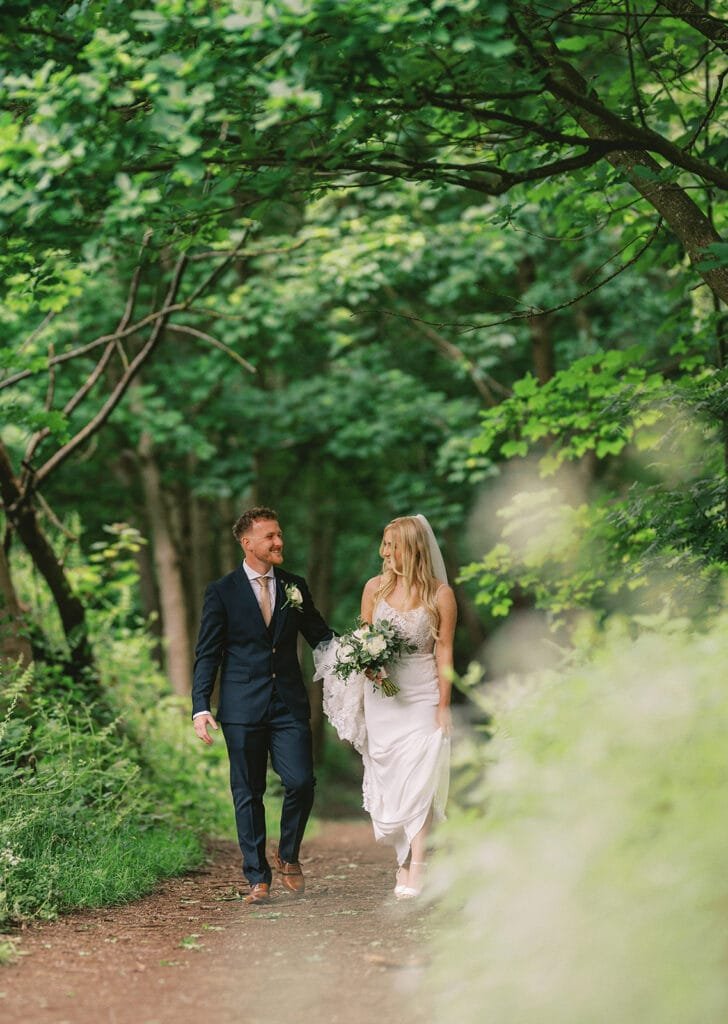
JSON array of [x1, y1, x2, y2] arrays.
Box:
[[431, 607, 728, 1024]]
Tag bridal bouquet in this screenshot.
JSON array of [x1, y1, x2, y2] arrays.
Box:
[[333, 619, 415, 697]]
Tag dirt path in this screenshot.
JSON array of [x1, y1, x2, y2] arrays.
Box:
[[2, 821, 440, 1024]]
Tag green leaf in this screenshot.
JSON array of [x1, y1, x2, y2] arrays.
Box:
[[501, 439, 528, 458]]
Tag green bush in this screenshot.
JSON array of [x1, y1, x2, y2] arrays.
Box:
[[0, 524, 287, 928], [0, 662, 204, 926], [431, 611, 728, 1024]]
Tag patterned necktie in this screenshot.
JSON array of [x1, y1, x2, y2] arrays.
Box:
[[257, 576, 272, 627]]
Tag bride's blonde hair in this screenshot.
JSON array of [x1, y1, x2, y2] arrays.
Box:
[[374, 515, 442, 638]]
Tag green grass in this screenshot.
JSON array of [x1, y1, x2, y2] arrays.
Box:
[[2, 824, 203, 924], [0, 939, 18, 965], [0, 659, 210, 928], [51, 826, 204, 911]]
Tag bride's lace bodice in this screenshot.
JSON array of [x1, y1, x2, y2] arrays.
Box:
[[314, 599, 438, 756], [374, 599, 435, 655]]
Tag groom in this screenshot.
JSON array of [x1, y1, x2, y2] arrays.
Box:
[[192, 506, 334, 904]]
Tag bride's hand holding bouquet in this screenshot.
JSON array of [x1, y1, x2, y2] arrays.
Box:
[[333, 619, 414, 697]]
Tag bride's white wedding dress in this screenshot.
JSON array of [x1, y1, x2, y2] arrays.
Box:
[[315, 599, 450, 865]]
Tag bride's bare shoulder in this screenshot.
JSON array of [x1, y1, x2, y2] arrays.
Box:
[[362, 575, 383, 596]]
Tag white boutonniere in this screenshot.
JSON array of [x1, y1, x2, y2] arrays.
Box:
[[283, 582, 304, 612]]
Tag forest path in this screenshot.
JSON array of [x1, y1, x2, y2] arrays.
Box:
[[2, 820, 439, 1024]]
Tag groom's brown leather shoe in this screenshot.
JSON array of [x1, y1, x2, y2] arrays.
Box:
[[243, 882, 270, 905], [274, 853, 305, 895]]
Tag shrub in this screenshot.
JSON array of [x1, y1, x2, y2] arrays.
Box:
[[0, 661, 204, 926]]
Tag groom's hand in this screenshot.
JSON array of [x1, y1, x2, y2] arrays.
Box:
[[193, 712, 219, 745]]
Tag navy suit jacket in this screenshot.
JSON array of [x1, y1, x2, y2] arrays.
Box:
[[191, 564, 333, 725]]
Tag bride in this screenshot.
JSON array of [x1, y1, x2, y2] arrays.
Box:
[[317, 514, 457, 899]]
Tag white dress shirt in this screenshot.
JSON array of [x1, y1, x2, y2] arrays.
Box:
[[242, 560, 277, 615]]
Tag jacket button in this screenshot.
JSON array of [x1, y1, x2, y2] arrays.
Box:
[[272, 647, 276, 653], [272, 672, 277, 679]]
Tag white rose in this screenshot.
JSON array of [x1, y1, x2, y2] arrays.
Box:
[[365, 634, 387, 657], [288, 585, 303, 604], [337, 641, 356, 661]]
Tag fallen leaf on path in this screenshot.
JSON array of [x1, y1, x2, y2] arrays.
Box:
[[364, 953, 430, 969]]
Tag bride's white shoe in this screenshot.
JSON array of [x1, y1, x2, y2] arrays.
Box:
[[394, 864, 409, 896], [395, 861, 426, 900]]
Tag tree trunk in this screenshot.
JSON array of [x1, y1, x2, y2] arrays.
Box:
[[111, 453, 164, 663], [0, 440, 95, 682], [518, 255, 555, 384], [186, 457, 215, 639], [0, 537, 32, 667], [217, 496, 239, 575], [136, 432, 192, 696], [297, 466, 337, 763], [443, 527, 487, 675], [135, 533, 164, 662], [517, 13, 728, 307]]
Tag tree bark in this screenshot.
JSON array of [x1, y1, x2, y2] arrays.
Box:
[[443, 527, 488, 674], [518, 255, 555, 384], [188, 473, 213, 638], [134, 530, 164, 661], [305, 505, 336, 762], [0, 440, 95, 681], [217, 496, 239, 576], [656, 0, 728, 54], [515, 12, 728, 306], [0, 538, 32, 667], [111, 453, 164, 663], [136, 431, 193, 696]]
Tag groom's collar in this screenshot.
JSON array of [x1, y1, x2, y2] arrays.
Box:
[[242, 560, 274, 581]]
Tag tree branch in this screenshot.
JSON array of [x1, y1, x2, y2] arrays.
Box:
[[19, 231, 153, 477], [655, 0, 728, 54], [19, 311, 56, 354], [32, 254, 189, 487], [187, 235, 309, 261], [183, 230, 251, 307], [370, 220, 664, 336], [537, 55, 728, 189], [510, 9, 728, 304], [0, 303, 185, 392], [416, 91, 644, 151], [1, 234, 248, 396], [380, 286, 508, 407], [166, 324, 256, 373]]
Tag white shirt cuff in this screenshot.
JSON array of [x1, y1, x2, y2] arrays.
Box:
[[193, 710, 212, 719]]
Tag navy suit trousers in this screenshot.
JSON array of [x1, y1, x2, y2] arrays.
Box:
[[221, 689, 315, 886]]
